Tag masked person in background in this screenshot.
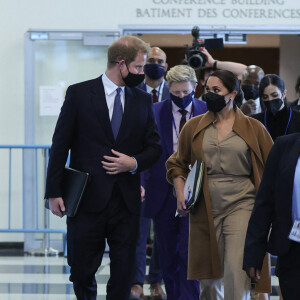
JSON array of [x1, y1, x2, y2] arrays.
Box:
[[137, 47, 170, 102], [166, 70, 273, 300], [142, 65, 207, 299], [131, 46, 169, 300], [197, 48, 247, 100], [240, 65, 265, 116], [251, 74, 300, 141]]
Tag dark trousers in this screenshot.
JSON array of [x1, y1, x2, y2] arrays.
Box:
[[132, 215, 163, 286], [67, 184, 140, 300], [277, 242, 300, 300], [154, 190, 200, 300]]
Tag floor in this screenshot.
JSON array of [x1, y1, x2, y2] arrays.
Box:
[[0, 254, 280, 300]]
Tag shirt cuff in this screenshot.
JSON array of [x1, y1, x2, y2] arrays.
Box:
[[129, 157, 138, 174]]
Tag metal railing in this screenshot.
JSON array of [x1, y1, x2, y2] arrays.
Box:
[[0, 145, 66, 256]]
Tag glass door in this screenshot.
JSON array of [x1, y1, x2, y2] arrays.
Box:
[[24, 30, 120, 253]]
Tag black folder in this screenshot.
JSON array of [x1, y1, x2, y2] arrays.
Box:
[[45, 167, 89, 217], [184, 160, 205, 214]]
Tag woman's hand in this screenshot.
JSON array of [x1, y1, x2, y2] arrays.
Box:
[[173, 176, 189, 217], [177, 196, 189, 217], [245, 267, 261, 283]]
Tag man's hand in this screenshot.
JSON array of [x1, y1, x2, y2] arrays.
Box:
[[245, 267, 261, 283], [102, 149, 136, 175], [240, 100, 257, 116], [141, 185, 145, 202], [49, 197, 65, 218]]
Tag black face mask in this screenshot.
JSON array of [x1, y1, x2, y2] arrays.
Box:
[[121, 64, 145, 87], [242, 85, 259, 100], [203, 92, 228, 113], [264, 98, 283, 116]]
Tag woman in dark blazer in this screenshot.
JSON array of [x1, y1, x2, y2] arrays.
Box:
[[243, 132, 300, 300], [251, 74, 300, 141]]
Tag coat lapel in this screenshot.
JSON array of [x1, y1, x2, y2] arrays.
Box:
[[90, 76, 114, 144], [158, 99, 173, 156], [161, 82, 170, 101], [192, 110, 215, 140], [192, 109, 266, 167], [192, 99, 207, 116], [233, 109, 264, 166]]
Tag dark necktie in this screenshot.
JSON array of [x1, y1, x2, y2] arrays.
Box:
[[152, 89, 158, 103], [111, 88, 123, 139], [179, 109, 187, 132]]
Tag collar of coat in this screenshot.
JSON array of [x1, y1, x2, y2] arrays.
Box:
[[192, 108, 265, 167]]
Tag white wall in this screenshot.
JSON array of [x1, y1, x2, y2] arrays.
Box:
[[1, 0, 300, 143], [279, 35, 300, 102], [0, 0, 120, 144]]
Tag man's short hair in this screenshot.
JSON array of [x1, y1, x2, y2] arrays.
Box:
[[107, 36, 151, 69], [242, 65, 265, 81], [166, 65, 198, 87]]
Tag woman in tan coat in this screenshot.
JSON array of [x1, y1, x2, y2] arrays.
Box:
[[166, 70, 273, 300]]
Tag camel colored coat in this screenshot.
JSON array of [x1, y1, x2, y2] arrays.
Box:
[[166, 109, 273, 293]]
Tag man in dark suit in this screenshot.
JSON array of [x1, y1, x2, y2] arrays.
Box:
[[131, 47, 169, 299], [142, 65, 207, 299], [136, 47, 170, 103], [45, 36, 162, 300], [243, 133, 300, 300]]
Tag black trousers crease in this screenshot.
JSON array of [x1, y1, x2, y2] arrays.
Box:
[[67, 183, 140, 300]]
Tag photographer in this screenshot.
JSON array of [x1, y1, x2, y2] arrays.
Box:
[[200, 48, 247, 80], [196, 48, 247, 100]]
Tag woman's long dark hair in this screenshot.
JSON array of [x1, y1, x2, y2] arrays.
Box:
[[259, 74, 285, 99], [209, 70, 240, 93], [207, 70, 243, 109]]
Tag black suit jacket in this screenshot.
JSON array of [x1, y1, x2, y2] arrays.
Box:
[[243, 133, 300, 270], [290, 98, 300, 112], [45, 76, 162, 214], [251, 106, 300, 141]]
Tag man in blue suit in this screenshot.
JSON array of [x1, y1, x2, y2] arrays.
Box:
[[142, 65, 207, 299]]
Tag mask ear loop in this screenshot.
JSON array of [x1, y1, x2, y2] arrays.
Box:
[[226, 89, 238, 109], [118, 61, 128, 82]]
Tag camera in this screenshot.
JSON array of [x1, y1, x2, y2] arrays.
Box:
[[187, 27, 207, 70], [186, 26, 224, 70]]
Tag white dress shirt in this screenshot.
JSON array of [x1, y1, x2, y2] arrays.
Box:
[[172, 101, 193, 152], [145, 80, 165, 102], [102, 73, 125, 120], [102, 73, 137, 173]]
